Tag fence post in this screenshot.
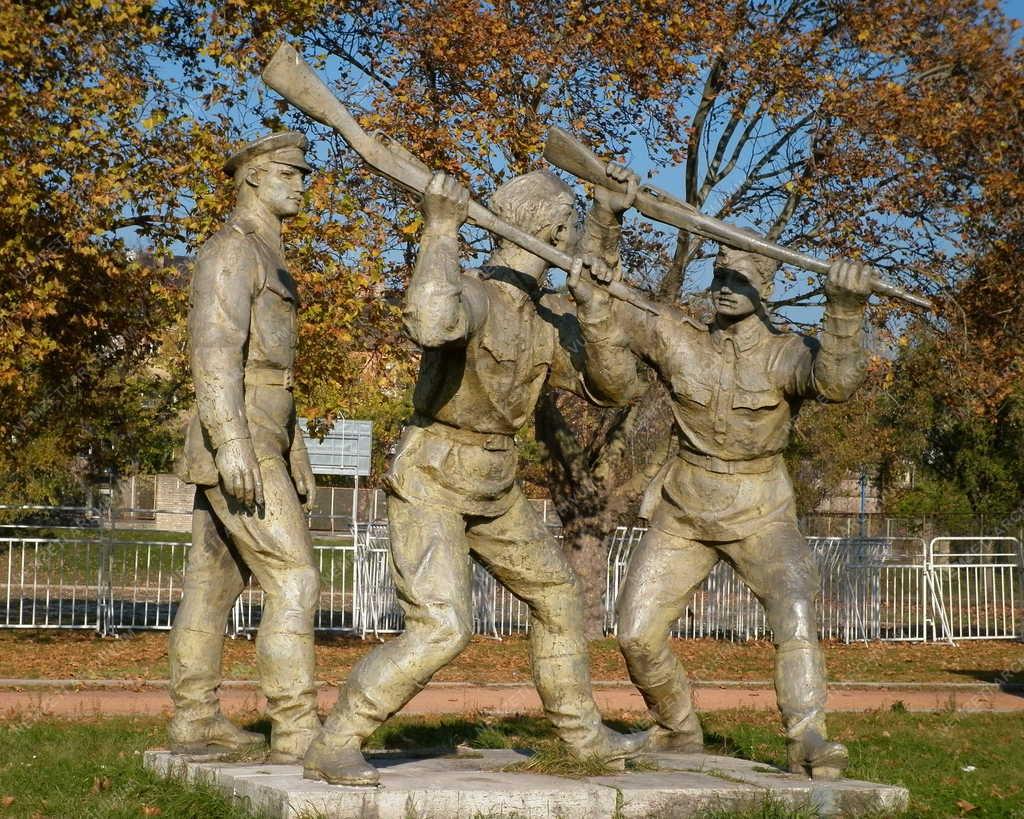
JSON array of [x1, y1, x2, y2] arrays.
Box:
[[97, 475, 116, 637]]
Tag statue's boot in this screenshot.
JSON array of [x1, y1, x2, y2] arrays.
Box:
[[301, 665, 423, 786], [775, 641, 847, 779], [267, 724, 320, 764], [304, 739, 379, 786], [534, 650, 648, 769], [302, 701, 381, 786], [256, 601, 321, 764], [645, 711, 704, 753], [570, 723, 650, 764], [168, 713, 266, 757], [620, 647, 704, 753], [786, 728, 848, 779]]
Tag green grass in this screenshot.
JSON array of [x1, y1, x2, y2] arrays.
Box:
[[0, 717, 254, 819], [0, 711, 1022, 817], [501, 742, 624, 778]]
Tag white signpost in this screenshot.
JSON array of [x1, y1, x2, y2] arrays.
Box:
[[298, 419, 373, 541]]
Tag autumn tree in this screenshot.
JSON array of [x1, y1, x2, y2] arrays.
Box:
[[0, 1, 414, 503], [6, 2, 1020, 632], [0, 1, 193, 502], [146, 0, 1023, 633]]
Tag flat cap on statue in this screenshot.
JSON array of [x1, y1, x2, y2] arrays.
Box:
[[223, 131, 312, 175]]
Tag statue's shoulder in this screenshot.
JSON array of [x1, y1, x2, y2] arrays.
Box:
[[660, 309, 708, 339], [676, 313, 707, 333], [197, 215, 260, 266], [770, 323, 819, 355]]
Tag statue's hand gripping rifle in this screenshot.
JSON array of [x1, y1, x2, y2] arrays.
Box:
[[261, 43, 661, 315], [543, 127, 933, 311]]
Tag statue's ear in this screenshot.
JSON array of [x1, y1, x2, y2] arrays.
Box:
[[244, 166, 262, 189], [550, 221, 572, 248]]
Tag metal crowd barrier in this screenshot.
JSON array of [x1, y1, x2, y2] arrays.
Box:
[[0, 506, 1020, 644], [604, 529, 1022, 644]]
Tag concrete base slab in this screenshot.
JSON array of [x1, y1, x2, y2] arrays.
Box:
[[144, 747, 908, 818]]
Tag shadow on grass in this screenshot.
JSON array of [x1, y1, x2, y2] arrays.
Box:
[[365, 714, 555, 751], [944, 668, 1024, 692]]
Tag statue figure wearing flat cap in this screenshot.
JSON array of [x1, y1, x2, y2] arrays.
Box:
[[169, 131, 321, 762], [573, 168, 873, 779], [302, 170, 647, 786]]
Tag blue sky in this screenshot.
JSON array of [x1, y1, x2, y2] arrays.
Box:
[[137, 3, 1022, 331], [1007, 0, 1024, 39]]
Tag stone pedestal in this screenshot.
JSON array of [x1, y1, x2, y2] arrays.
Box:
[[144, 747, 908, 818]]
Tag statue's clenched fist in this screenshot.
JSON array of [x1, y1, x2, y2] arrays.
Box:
[[595, 162, 640, 216], [422, 171, 469, 233], [290, 446, 317, 512], [825, 259, 873, 308]]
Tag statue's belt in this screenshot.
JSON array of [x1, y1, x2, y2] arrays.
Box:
[[244, 365, 294, 390], [411, 414, 515, 452], [676, 449, 781, 475]]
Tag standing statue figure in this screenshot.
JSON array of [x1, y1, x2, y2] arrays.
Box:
[[170, 132, 321, 763], [303, 170, 646, 786], [574, 167, 872, 779]]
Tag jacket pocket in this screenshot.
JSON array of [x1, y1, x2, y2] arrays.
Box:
[[671, 374, 713, 406], [478, 319, 517, 363], [732, 388, 782, 410]]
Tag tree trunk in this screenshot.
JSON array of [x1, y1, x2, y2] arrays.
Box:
[[557, 505, 619, 640], [534, 385, 675, 638]]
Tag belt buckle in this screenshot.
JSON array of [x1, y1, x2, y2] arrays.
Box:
[[483, 434, 506, 451]]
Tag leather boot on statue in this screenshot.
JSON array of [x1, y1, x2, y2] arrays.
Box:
[[564, 724, 650, 769], [787, 728, 848, 779], [168, 713, 266, 757], [645, 711, 704, 753], [303, 733, 379, 786], [267, 726, 320, 764]]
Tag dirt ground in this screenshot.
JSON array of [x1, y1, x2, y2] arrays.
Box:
[[0, 679, 1021, 719], [0, 630, 1020, 686]]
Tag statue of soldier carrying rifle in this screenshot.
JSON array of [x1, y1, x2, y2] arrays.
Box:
[[571, 164, 873, 779], [302, 169, 648, 786]]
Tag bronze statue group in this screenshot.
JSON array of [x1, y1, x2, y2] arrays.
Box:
[[168, 49, 884, 788]]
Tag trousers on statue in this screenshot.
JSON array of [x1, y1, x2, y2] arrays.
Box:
[[168, 456, 321, 757], [616, 521, 828, 740], [316, 488, 609, 751]]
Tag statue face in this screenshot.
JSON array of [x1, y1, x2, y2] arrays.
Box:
[[251, 162, 306, 218], [710, 267, 760, 319]]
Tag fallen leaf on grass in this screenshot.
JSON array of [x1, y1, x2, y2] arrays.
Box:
[[957, 799, 977, 814], [90, 776, 111, 794], [140, 807, 161, 817], [1, 795, 14, 807]]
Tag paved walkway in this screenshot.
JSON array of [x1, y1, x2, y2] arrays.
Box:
[[0, 679, 1020, 718]]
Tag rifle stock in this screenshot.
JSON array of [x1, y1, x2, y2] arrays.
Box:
[[262, 43, 661, 316], [544, 126, 933, 311]]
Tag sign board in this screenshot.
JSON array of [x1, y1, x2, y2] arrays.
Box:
[[298, 419, 373, 477]]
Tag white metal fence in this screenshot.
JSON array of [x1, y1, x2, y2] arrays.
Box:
[[1, 507, 1020, 644]]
